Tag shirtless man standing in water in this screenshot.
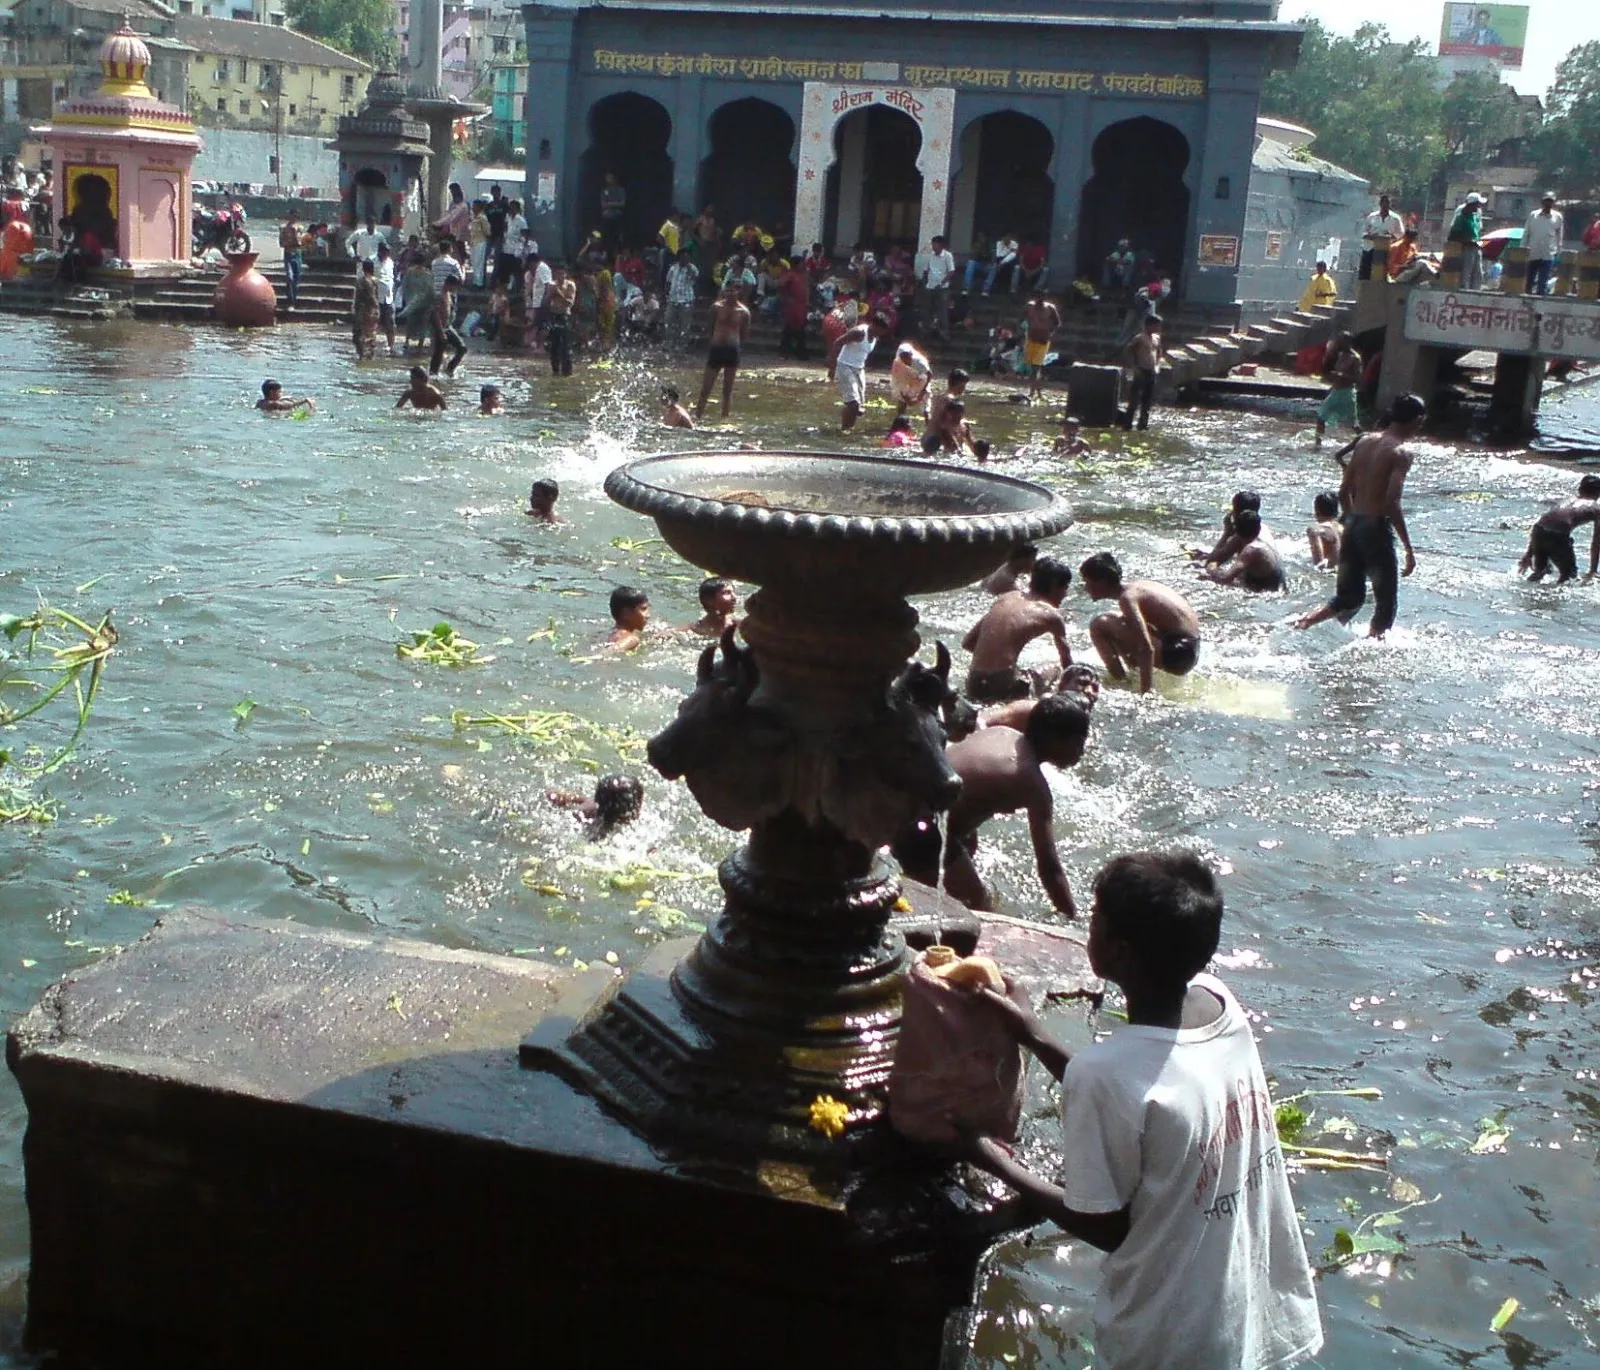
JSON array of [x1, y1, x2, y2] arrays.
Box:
[[1078, 551, 1201, 693], [961, 555, 1074, 703], [1295, 392, 1424, 638], [1022, 295, 1061, 403], [695, 283, 751, 420]]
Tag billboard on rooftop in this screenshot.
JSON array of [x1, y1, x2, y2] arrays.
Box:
[[1439, 2, 1528, 69]]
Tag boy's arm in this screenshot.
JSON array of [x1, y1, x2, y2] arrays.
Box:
[[977, 983, 1071, 1080], [961, 615, 983, 653], [395, 394, 411, 409], [1025, 783, 1075, 917], [1120, 592, 1156, 694], [970, 1139, 1131, 1253], [1047, 610, 1073, 668], [1590, 521, 1599, 576], [1385, 454, 1415, 573]]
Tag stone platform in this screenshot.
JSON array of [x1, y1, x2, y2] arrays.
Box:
[[7, 908, 1094, 1369]]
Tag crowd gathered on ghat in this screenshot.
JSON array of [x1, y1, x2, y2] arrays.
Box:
[[172, 169, 1600, 1370]]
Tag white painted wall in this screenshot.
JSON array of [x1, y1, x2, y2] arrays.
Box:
[[193, 127, 339, 192]]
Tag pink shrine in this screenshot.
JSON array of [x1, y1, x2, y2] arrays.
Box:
[[42, 16, 200, 272]]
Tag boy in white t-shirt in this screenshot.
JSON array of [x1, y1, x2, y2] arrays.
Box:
[[966, 851, 1323, 1370]]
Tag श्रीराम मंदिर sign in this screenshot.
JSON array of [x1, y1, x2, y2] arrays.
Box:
[[589, 50, 1205, 97], [1404, 290, 1600, 361]]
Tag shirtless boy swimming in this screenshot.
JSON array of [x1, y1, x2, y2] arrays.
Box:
[[1079, 551, 1201, 693], [981, 543, 1039, 596], [255, 379, 313, 413], [686, 576, 738, 637], [961, 555, 1074, 703], [660, 386, 696, 429], [526, 478, 563, 524], [1307, 491, 1342, 569], [395, 366, 446, 410], [605, 585, 651, 651], [695, 283, 751, 420], [1294, 392, 1424, 637], [1199, 510, 1285, 592], [1054, 416, 1091, 457], [1518, 474, 1600, 583]]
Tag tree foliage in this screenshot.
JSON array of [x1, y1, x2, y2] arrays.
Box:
[[1262, 20, 1446, 198], [1439, 70, 1528, 165], [1534, 41, 1600, 197], [284, 0, 394, 67]]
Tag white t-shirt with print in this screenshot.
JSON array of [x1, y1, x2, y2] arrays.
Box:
[[1058, 973, 1323, 1370]]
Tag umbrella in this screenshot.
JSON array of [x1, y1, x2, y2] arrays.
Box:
[[1481, 226, 1522, 261]]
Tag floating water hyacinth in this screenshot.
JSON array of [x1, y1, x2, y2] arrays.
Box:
[[396, 623, 489, 666]]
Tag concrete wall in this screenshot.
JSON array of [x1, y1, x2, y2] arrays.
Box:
[[521, 6, 1276, 306], [1236, 140, 1368, 310], [193, 127, 341, 192]]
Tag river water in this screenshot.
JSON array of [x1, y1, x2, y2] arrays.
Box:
[[1, 317, 1597, 1367]]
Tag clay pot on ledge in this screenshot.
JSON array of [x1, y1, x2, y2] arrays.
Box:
[[214, 252, 276, 327]]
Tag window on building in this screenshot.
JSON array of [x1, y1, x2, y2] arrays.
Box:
[[288, 102, 297, 114], [238, 97, 250, 114], [216, 95, 227, 110], [320, 66, 330, 77], [215, 60, 230, 81], [289, 63, 299, 73], [259, 62, 278, 89], [178, 1, 193, 12], [341, 73, 355, 98], [239, 59, 248, 80]]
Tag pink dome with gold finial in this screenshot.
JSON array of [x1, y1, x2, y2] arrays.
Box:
[[98, 16, 153, 93]]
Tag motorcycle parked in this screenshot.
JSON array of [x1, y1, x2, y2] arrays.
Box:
[[192, 202, 251, 256]]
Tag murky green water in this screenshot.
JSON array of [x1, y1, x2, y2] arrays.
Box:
[[2, 318, 1598, 1367]]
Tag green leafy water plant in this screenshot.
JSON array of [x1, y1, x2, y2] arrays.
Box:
[[396, 622, 489, 667], [0, 603, 116, 823], [449, 708, 646, 766]]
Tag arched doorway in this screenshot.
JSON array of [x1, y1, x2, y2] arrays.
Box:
[[352, 168, 388, 226], [823, 105, 921, 254], [68, 170, 117, 247], [578, 92, 673, 251], [699, 98, 796, 237], [1077, 117, 1190, 288], [950, 111, 1054, 256]]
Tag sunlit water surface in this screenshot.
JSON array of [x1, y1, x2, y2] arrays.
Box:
[[2, 318, 1598, 1367]]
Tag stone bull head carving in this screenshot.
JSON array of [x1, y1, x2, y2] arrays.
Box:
[[646, 628, 794, 831], [820, 643, 964, 850]]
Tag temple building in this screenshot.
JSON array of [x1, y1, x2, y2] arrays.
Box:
[[519, 0, 1301, 305]]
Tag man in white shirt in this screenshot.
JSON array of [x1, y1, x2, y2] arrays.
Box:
[[1523, 192, 1564, 296], [524, 253, 553, 330], [982, 232, 1020, 295], [499, 199, 528, 287], [346, 217, 385, 262], [374, 240, 397, 355], [1360, 195, 1405, 280], [916, 234, 957, 340], [664, 249, 699, 341]]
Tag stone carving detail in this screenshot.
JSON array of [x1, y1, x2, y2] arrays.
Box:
[[646, 634, 964, 848]]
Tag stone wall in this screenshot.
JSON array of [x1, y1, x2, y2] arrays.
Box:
[[193, 127, 340, 193], [1236, 138, 1367, 312]]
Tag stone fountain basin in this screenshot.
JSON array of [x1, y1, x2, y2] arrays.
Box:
[[605, 452, 1073, 597]]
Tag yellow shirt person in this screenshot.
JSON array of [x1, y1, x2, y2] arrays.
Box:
[[1298, 264, 1338, 311]]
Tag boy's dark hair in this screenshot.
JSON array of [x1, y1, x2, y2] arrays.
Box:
[[1313, 490, 1339, 518], [530, 478, 558, 500], [1578, 475, 1600, 498], [480, 384, 501, 399], [1009, 542, 1039, 566], [1234, 509, 1262, 540], [261, 379, 280, 395], [1231, 490, 1262, 514], [610, 585, 649, 620], [662, 386, 681, 403], [1025, 692, 1091, 748], [1093, 851, 1223, 988], [1078, 551, 1123, 589], [409, 366, 428, 383], [698, 576, 732, 606], [1029, 555, 1072, 597], [972, 439, 992, 461], [948, 368, 970, 387], [890, 414, 912, 432], [593, 774, 644, 827], [1389, 392, 1427, 425], [361, 259, 375, 274]]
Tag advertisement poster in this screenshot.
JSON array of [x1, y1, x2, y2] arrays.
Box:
[[1439, 3, 1528, 68], [1197, 234, 1240, 268]]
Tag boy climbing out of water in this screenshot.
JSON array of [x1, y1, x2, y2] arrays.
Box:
[[959, 851, 1324, 1370], [962, 555, 1074, 703], [980, 543, 1038, 596], [660, 387, 696, 429], [1078, 552, 1201, 694], [395, 366, 446, 411], [891, 692, 1091, 917], [526, 478, 563, 524], [1307, 491, 1342, 569], [548, 773, 645, 840], [255, 379, 313, 414], [1518, 474, 1600, 583], [606, 585, 651, 651], [478, 384, 503, 415], [1294, 392, 1424, 638], [687, 577, 738, 637]]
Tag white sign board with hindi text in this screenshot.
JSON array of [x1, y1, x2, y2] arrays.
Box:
[[1404, 290, 1600, 361]]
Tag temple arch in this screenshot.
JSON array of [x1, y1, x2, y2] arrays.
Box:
[[948, 111, 1054, 257], [1077, 116, 1190, 288], [577, 92, 673, 249], [698, 98, 796, 237]]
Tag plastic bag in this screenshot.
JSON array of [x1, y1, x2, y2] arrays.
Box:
[[888, 945, 1024, 1145]]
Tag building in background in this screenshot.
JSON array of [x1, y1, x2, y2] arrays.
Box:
[[392, 0, 516, 104], [488, 52, 522, 154], [519, 0, 1303, 307]]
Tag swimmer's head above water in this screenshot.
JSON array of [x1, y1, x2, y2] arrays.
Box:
[[1078, 551, 1123, 597], [593, 773, 645, 830], [1029, 555, 1073, 603], [1025, 691, 1092, 769], [1313, 490, 1339, 519], [1580, 475, 1600, 499], [1233, 509, 1262, 542]]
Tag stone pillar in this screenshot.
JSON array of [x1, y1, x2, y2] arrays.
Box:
[[1052, 95, 1089, 285], [1487, 352, 1542, 438], [1187, 43, 1256, 306], [1375, 285, 1438, 417], [522, 7, 575, 259], [668, 76, 702, 220], [912, 88, 954, 252], [794, 82, 831, 249]]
